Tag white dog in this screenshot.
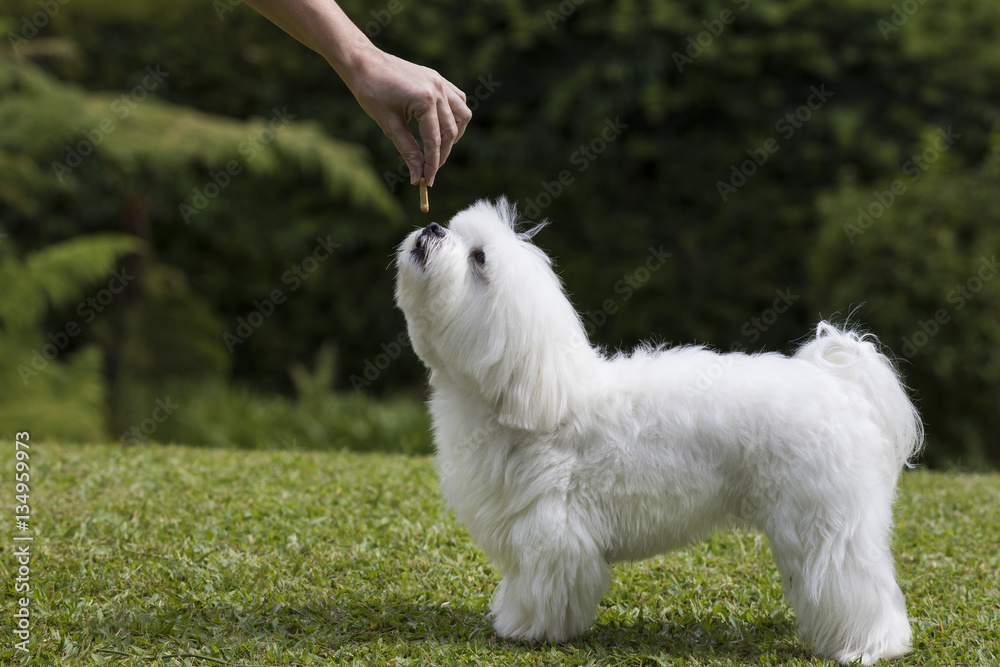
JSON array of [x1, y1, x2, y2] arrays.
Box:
[[394, 199, 922, 665]]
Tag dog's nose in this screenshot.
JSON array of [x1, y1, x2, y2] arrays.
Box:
[[422, 222, 446, 238]]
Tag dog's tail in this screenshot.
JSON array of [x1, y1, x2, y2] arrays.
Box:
[[794, 322, 923, 471]]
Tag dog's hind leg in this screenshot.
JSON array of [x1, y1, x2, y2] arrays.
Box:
[[766, 482, 912, 665]]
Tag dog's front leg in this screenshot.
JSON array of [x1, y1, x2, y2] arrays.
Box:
[[489, 515, 611, 643]]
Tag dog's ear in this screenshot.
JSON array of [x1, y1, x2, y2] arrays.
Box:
[[492, 341, 569, 432]]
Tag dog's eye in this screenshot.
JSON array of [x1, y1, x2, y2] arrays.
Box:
[[472, 250, 486, 266]]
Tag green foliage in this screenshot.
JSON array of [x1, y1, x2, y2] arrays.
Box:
[[3, 0, 1000, 464], [3, 442, 997, 665], [811, 133, 1000, 467], [0, 233, 143, 332], [0, 347, 108, 443], [150, 383, 432, 454], [0, 45, 407, 440], [0, 234, 142, 440], [0, 53, 399, 220], [74, 91, 399, 219], [136, 344, 431, 454], [108, 263, 235, 436], [0, 47, 406, 399]]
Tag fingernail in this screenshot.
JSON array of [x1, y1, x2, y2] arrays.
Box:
[[410, 170, 418, 185]]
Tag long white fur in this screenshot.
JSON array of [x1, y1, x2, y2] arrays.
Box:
[[394, 199, 923, 665]]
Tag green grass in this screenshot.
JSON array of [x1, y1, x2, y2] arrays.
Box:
[[1, 443, 998, 666]]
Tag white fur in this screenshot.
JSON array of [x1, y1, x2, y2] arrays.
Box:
[[394, 199, 922, 665]]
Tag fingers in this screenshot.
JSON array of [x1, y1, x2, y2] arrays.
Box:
[[414, 101, 443, 187], [382, 113, 425, 185], [449, 85, 473, 143], [434, 95, 460, 179], [414, 78, 471, 187], [360, 54, 473, 188]]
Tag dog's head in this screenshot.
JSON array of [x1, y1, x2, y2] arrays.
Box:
[[395, 198, 593, 431]]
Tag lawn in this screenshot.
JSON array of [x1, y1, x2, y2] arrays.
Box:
[[1, 442, 998, 666]]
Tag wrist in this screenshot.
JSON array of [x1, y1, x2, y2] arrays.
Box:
[[328, 39, 382, 91]]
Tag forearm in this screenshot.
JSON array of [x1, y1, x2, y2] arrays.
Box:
[[242, 0, 472, 186], [241, 0, 376, 84]]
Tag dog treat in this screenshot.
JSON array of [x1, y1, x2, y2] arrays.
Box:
[[419, 177, 429, 213]]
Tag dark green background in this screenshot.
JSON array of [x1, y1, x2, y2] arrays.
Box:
[[2, 0, 998, 467]]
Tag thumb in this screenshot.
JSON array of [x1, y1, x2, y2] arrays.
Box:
[[381, 114, 425, 185]]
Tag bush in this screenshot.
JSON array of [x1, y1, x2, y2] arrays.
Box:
[[810, 132, 1000, 467], [132, 381, 432, 455], [120, 346, 433, 454], [5, 0, 1000, 465]]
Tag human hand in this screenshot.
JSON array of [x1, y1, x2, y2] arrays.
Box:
[[345, 48, 472, 187]]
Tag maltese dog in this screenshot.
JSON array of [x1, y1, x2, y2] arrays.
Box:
[[394, 199, 922, 665]]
